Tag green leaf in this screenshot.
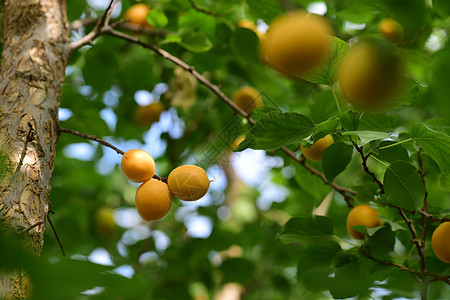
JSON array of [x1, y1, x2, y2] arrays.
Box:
[[342, 130, 391, 146], [311, 116, 339, 142], [383, 161, 425, 211], [232, 27, 259, 64], [322, 142, 354, 182], [375, 141, 409, 164], [412, 122, 450, 173], [441, 172, 450, 192], [309, 89, 338, 123], [301, 36, 350, 85], [177, 28, 213, 53], [363, 225, 396, 257], [160, 33, 182, 44], [146, 8, 168, 29], [279, 215, 333, 244], [297, 240, 341, 290], [340, 110, 360, 131], [240, 112, 314, 151]]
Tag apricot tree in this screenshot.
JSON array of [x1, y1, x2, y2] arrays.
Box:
[[0, 0, 449, 299]]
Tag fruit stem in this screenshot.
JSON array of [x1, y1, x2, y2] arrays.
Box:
[[378, 138, 413, 150], [331, 86, 342, 117]]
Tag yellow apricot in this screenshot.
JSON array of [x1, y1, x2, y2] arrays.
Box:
[[379, 18, 404, 43], [432, 222, 450, 263], [136, 102, 164, 127], [300, 134, 334, 161], [232, 86, 262, 114], [231, 135, 246, 151], [94, 206, 115, 237], [125, 3, 151, 26], [338, 41, 403, 108], [264, 11, 332, 76], [135, 179, 172, 221], [168, 165, 210, 201], [346, 204, 382, 240], [121, 149, 155, 183]]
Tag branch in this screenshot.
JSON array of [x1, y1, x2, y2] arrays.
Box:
[[351, 139, 384, 193], [58, 127, 167, 182], [69, 0, 121, 53], [47, 210, 66, 256], [105, 29, 357, 205], [360, 248, 420, 276], [59, 127, 125, 155], [417, 151, 429, 270]]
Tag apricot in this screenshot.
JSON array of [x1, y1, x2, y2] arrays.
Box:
[[136, 102, 164, 127], [264, 11, 332, 76], [300, 134, 334, 161], [346, 204, 382, 240], [231, 135, 246, 151], [432, 222, 450, 263], [94, 206, 115, 237], [338, 41, 403, 108], [121, 149, 155, 183], [232, 86, 262, 114], [135, 179, 172, 221], [168, 165, 210, 201], [124, 3, 151, 26], [379, 18, 403, 43]]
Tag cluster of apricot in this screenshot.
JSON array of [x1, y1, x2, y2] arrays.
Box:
[[120, 149, 210, 221]]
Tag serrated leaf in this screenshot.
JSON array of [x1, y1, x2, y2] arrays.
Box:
[[375, 141, 409, 164], [177, 28, 213, 53], [146, 8, 168, 29], [311, 116, 339, 142], [412, 122, 450, 173], [239, 112, 314, 151], [340, 110, 360, 131], [279, 215, 333, 244], [322, 142, 354, 182], [342, 130, 391, 146], [383, 161, 425, 211], [301, 36, 350, 85]]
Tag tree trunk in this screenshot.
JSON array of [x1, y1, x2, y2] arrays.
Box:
[[0, 0, 69, 298]]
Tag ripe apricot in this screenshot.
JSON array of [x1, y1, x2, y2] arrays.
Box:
[[136, 102, 164, 127], [231, 135, 246, 151], [432, 222, 450, 263], [121, 149, 155, 183], [346, 204, 382, 240], [300, 134, 334, 161], [338, 41, 403, 108], [135, 179, 172, 221], [168, 165, 210, 201], [264, 11, 332, 76], [94, 206, 115, 237], [232, 86, 262, 114], [379, 18, 403, 43], [125, 3, 151, 26]]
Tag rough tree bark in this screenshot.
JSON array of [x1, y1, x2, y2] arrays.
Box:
[[0, 0, 69, 298]]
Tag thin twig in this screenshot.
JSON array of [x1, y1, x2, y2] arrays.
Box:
[[47, 211, 66, 256], [58, 127, 125, 155], [397, 208, 427, 273], [360, 248, 420, 276], [23, 221, 43, 232], [418, 151, 428, 274], [418, 210, 450, 223], [105, 28, 357, 205], [351, 139, 384, 193]]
